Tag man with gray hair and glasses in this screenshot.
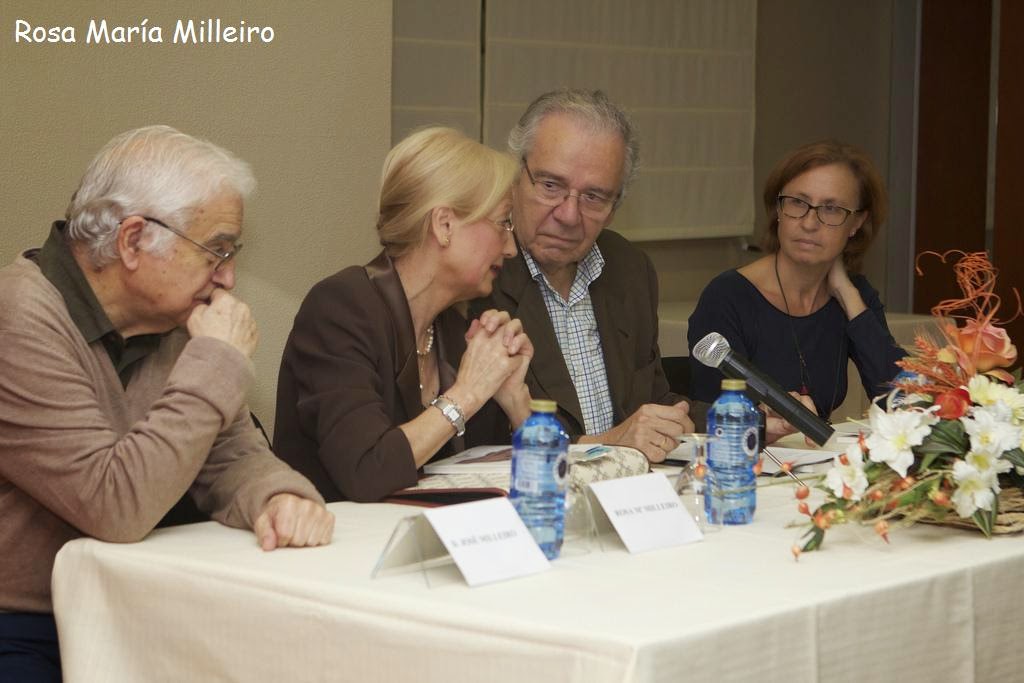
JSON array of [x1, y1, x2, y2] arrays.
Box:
[[473, 89, 698, 462], [0, 126, 333, 681]]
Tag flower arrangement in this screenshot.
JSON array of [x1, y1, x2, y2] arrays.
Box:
[[795, 251, 1023, 555]]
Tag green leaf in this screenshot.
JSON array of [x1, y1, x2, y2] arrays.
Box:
[[919, 452, 943, 471], [972, 498, 998, 538], [1002, 448, 1024, 471], [916, 420, 968, 456], [801, 526, 825, 552]]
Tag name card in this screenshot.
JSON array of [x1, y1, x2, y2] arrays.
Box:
[[422, 497, 549, 586], [588, 473, 702, 553]]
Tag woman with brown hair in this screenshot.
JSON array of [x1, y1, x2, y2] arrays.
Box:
[[688, 140, 906, 441]]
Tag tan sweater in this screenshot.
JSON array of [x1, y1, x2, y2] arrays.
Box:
[[0, 255, 323, 613]]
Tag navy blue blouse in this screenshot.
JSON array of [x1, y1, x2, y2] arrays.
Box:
[[687, 270, 907, 419]]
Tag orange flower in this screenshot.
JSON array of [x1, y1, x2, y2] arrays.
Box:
[[956, 319, 1017, 372], [934, 388, 971, 420]]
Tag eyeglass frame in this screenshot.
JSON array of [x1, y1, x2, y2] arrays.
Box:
[[776, 195, 863, 228], [521, 158, 620, 219], [487, 215, 515, 235], [139, 216, 243, 271]]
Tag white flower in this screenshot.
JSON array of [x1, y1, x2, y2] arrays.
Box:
[[1003, 388, 1024, 425], [961, 407, 1022, 457], [964, 450, 1013, 480], [969, 376, 1024, 425], [825, 442, 869, 501], [951, 460, 997, 518], [968, 375, 1001, 405], [865, 404, 939, 477]]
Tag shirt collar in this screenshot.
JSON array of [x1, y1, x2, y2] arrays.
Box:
[[522, 241, 605, 299], [34, 220, 116, 344], [32, 220, 163, 386]]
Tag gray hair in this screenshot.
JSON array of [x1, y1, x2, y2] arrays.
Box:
[[65, 125, 256, 266], [507, 89, 639, 201]]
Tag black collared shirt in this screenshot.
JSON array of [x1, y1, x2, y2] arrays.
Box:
[[30, 221, 162, 388]]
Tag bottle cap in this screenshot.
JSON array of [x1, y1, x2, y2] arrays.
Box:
[[721, 379, 746, 391], [529, 399, 557, 413]]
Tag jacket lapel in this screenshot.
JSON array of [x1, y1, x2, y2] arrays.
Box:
[[590, 272, 632, 423], [365, 252, 423, 423], [498, 251, 585, 431]]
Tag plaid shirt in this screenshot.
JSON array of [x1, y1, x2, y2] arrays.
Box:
[[523, 246, 614, 434]]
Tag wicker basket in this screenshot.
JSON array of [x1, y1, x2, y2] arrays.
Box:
[[924, 486, 1024, 534]]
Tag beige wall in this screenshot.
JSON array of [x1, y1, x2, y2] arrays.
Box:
[[0, 2, 392, 435], [643, 0, 895, 304], [1, 1, 898, 434]]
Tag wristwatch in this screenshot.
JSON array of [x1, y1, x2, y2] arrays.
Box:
[[430, 394, 466, 437]]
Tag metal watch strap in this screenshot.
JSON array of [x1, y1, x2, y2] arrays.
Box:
[[430, 394, 466, 437]]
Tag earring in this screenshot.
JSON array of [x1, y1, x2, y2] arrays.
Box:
[[443, 237, 450, 247]]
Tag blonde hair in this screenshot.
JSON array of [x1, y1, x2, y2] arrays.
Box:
[[377, 127, 517, 257]]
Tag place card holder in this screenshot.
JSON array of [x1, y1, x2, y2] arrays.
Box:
[[564, 487, 616, 554], [370, 491, 617, 587], [371, 514, 453, 588]]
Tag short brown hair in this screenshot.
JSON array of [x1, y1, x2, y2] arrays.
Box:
[[761, 140, 887, 273], [377, 127, 517, 258]]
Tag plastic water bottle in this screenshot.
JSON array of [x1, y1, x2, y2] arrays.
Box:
[[706, 379, 759, 524], [510, 399, 569, 559]]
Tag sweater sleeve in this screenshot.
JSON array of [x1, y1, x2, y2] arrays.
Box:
[[189, 404, 324, 531], [0, 330, 273, 543], [847, 276, 908, 401]]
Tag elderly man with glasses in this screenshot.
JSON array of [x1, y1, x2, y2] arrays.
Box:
[[472, 89, 698, 462], [0, 126, 333, 681]]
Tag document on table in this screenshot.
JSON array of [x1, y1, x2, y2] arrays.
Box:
[[423, 445, 615, 476], [417, 472, 511, 491]]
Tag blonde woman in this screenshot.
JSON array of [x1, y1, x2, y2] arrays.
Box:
[[274, 128, 533, 501]]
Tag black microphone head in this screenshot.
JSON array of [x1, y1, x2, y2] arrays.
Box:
[[692, 332, 731, 369]]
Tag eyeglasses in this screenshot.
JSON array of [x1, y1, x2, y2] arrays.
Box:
[[141, 216, 243, 271], [777, 195, 862, 227], [522, 159, 618, 220], [488, 215, 515, 235]]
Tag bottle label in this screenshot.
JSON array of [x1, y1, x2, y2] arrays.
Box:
[[741, 425, 758, 459], [512, 448, 567, 496]]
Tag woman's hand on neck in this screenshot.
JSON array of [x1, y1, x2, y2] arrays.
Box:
[[825, 258, 867, 320]]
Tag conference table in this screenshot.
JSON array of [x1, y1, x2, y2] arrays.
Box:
[[52, 474, 1024, 682]]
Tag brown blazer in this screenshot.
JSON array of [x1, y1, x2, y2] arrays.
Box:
[[472, 229, 692, 440], [274, 251, 509, 502]]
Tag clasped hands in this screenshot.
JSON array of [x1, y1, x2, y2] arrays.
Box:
[[459, 309, 533, 425]]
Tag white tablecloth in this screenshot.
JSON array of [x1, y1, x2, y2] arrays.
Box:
[[52, 484, 1023, 682]]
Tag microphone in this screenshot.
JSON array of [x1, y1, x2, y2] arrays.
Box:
[[692, 332, 834, 446]]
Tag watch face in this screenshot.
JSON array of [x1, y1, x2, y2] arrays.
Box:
[[432, 396, 465, 435]]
